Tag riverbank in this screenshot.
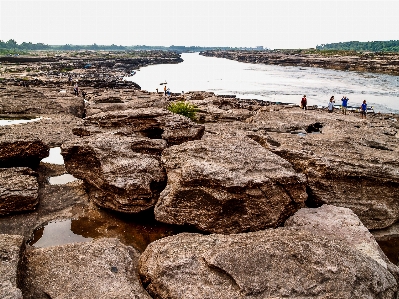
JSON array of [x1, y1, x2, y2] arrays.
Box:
[[200, 49, 399, 76], [1, 51, 399, 298]]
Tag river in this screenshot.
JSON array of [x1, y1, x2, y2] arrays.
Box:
[[126, 52, 399, 114]]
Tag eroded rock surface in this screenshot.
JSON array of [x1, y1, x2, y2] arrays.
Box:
[[139, 229, 398, 299], [23, 238, 151, 299], [0, 138, 49, 168], [0, 234, 25, 299], [0, 168, 39, 215], [80, 107, 205, 145], [285, 204, 399, 279], [155, 136, 307, 233], [61, 134, 167, 213]]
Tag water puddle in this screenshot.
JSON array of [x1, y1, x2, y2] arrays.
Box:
[[41, 147, 64, 165], [30, 219, 92, 248], [29, 207, 201, 252], [0, 117, 42, 126], [48, 173, 78, 185]]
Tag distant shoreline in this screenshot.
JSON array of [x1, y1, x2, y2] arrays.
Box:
[[200, 50, 399, 77]]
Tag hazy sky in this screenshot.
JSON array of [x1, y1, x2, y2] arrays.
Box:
[[1, 0, 398, 49]]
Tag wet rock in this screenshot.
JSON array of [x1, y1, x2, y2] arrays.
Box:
[[285, 204, 399, 279], [61, 134, 167, 213], [0, 234, 25, 299], [23, 238, 151, 299], [0, 138, 49, 168], [81, 107, 205, 145], [0, 163, 89, 240], [155, 136, 307, 233], [139, 229, 398, 299], [0, 168, 39, 215]]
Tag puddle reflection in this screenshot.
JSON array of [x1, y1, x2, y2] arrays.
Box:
[[48, 174, 78, 185], [29, 207, 201, 252]]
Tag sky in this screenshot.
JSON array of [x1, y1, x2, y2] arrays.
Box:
[[0, 0, 398, 49]]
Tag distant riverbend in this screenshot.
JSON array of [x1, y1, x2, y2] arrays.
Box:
[[129, 52, 399, 114]]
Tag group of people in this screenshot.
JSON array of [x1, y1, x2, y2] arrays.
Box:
[[301, 95, 368, 118]]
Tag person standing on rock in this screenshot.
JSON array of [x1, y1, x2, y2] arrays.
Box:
[[341, 96, 349, 115], [73, 82, 79, 96], [361, 100, 367, 119], [301, 95, 307, 110], [328, 96, 335, 113], [164, 85, 167, 96]]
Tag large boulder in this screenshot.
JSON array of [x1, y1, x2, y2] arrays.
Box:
[[0, 139, 49, 168], [155, 136, 307, 233], [78, 107, 205, 145], [246, 109, 399, 230], [285, 204, 399, 279], [139, 229, 398, 299], [23, 238, 151, 299], [61, 134, 167, 213], [0, 234, 25, 299], [0, 167, 39, 215]]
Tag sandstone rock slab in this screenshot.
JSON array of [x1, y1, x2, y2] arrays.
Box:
[[0, 167, 39, 215], [61, 134, 166, 213], [285, 204, 399, 279], [0, 234, 25, 299], [23, 238, 151, 299], [139, 229, 398, 299], [155, 136, 307, 233], [81, 107, 205, 145], [0, 139, 49, 168]]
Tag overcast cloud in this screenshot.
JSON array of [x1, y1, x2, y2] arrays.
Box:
[[0, 0, 398, 49]]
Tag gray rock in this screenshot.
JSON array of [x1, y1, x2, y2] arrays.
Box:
[[0, 168, 39, 215], [155, 136, 307, 233], [0, 139, 49, 168], [0, 234, 25, 299], [23, 238, 151, 299], [61, 134, 166, 213], [139, 229, 398, 299]]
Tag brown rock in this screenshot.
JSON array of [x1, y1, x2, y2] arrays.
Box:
[[0, 234, 25, 299], [81, 107, 205, 145], [0, 168, 39, 215], [285, 204, 399, 279], [155, 136, 307, 233], [139, 229, 398, 299], [0, 139, 49, 168], [61, 134, 166, 213], [23, 238, 151, 299]]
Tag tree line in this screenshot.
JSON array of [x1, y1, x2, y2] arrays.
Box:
[[0, 39, 259, 53], [316, 40, 399, 52]]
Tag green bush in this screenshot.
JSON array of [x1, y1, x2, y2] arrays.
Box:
[[167, 101, 198, 120]]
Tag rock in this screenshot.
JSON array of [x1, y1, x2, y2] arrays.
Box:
[[139, 229, 398, 299], [80, 107, 205, 145], [285, 204, 399, 278], [0, 85, 85, 117], [0, 234, 25, 299], [0, 168, 39, 215], [23, 238, 151, 299], [0, 138, 49, 168], [244, 109, 399, 230], [61, 134, 167, 213], [0, 114, 84, 148], [155, 136, 307, 233]]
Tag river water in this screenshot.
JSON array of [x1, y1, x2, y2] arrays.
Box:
[[127, 52, 399, 114]]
